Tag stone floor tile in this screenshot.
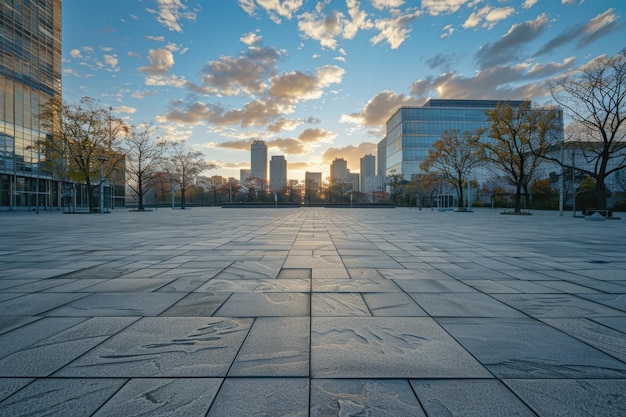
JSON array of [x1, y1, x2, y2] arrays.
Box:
[[312, 293, 371, 316], [93, 378, 222, 417], [504, 379, 626, 417], [410, 379, 536, 416], [492, 293, 625, 317], [0, 293, 88, 316], [196, 278, 310, 292], [159, 292, 230, 316], [0, 378, 33, 402], [44, 293, 187, 317], [55, 317, 253, 377], [228, 317, 309, 376], [409, 292, 526, 317], [438, 317, 626, 378], [540, 317, 626, 362], [312, 278, 401, 292], [0, 378, 126, 417], [362, 292, 427, 316], [395, 278, 476, 293], [207, 378, 308, 416], [311, 317, 491, 378], [310, 379, 425, 416], [213, 292, 310, 317]]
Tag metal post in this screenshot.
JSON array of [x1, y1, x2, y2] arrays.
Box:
[[559, 137, 564, 216], [97, 157, 108, 214]]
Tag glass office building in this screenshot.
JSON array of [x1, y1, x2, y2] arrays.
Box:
[[1, 0, 62, 210], [381, 99, 529, 180]]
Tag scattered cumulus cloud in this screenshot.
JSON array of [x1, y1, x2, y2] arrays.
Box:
[[421, 0, 466, 16], [147, 0, 197, 32], [138, 48, 175, 74], [370, 8, 420, 49], [463, 6, 516, 30], [239, 0, 304, 23], [340, 90, 421, 129]]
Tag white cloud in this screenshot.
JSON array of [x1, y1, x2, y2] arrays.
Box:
[[148, 0, 197, 33], [240, 31, 262, 45], [422, 0, 467, 16], [370, 9, 420, 49], [523, 0, 539, 9], [298, 9, 344, 50], [371, 0, 405, 11], [441, 24, 455, 39], [239, 0, 304, 23], [138, 48, 175, 75]]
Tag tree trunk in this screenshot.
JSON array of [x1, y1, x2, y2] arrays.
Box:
[[514, 182, 522, 213], [138, 181, 144, 210]]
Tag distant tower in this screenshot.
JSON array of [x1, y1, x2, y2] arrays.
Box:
[[270, 155, 287, 192], [240, 169, 251, 185], [305, 172, 322, 191], [330, 158, 349, 182], [250, 140, 267, 180], [360, 154, 376, 192]]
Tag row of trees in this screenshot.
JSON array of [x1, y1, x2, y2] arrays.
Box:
[[419, 51, 626, 213], [37, 96, 216, 211]]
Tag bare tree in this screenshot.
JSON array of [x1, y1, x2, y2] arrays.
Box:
[[164, 141, 216, 209], [420, 129, 485, 208], [124, 124, 168, 210], [38, 96, 127, 211], [549, 51, 626, 210], [482, 102, 562, 213]]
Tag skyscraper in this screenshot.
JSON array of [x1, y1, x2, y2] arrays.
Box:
[[360, 154, 376, 193], [330, 158, 349, 182], [269, 155, 287, 192], [1, 0, 62, 210], [250, 140, 267, 181]]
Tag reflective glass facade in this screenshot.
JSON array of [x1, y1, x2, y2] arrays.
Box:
[[1, 0, 62, 210], [382, 99, 528, 180]]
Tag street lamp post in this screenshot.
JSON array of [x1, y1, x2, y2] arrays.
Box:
[[97, 157, 108, 214]]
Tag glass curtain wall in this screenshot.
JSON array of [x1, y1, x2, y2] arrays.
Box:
[[0, 0, 63, 211]]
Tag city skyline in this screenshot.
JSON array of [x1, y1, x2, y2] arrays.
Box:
[[61, 1, 626, 181]]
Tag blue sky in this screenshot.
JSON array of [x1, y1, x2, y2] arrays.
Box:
[[62, 0, 626, 181]]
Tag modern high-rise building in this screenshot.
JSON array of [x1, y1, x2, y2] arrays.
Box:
[[360, 154, 376, 193], [379, 99, 529, 180], [330, 158, 349, 182], [348, 172, 360, 193], [377, 137, 387, 178], [250, 140, 267, 180], [240, 169, 251, 185], [1, 0, 62, 210], [305, 171, 322, 190], [269, 155, 287, 192]]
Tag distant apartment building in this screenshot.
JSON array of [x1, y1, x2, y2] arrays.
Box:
[[269, 155, 287, 192], [250, 140, 267, 180], [360, 154, 376, 193]]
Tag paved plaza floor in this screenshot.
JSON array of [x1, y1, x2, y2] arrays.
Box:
[[0, 206, 625, 416]]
